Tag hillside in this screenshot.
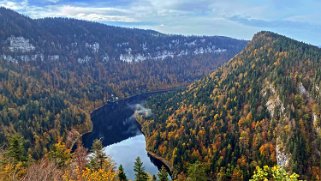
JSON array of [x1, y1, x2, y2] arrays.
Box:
[[0, 8, 246, 158], [140, 31, 321, 180], [0, 7, 246, 97]]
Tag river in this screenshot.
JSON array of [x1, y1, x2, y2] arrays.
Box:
[[81, 91, 169, 180]]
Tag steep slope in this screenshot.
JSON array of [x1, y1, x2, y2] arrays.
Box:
[[0, 7, 246, 98], [0, 61, 91, 158], [0, 8, 246, 158], [141, 31, 321, 180]]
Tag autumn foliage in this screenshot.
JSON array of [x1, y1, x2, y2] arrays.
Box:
[[140, 31, 321, 180]]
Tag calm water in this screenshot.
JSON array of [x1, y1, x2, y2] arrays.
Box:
[[104, 134, 159, 179], [82, 92, 170, 180]]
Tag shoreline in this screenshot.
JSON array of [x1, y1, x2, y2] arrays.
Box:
[[89, 86, 185, 116], [75, 87, 183, 175], [147, 150, 174, 174], [134, 115, 175, 178]]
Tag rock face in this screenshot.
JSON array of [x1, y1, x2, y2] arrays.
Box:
[[140, 31, 321, 180], [0, 8, 247, 64], [0, 8, 247, 169], [276, 138, 290, 167], [7, 36, 35, 53], [0, 8, 249, 101], [262, 81, 291, 168], [1, 35, 241, 63], [118, 46, 227, 62], [262, 81, 285, 118]]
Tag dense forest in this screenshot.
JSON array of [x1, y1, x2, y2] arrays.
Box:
[[0, 135, 298, 180], [0, 136, 174, 181], [0, 7, 246, 159], [0, 7, 318, 181], [0, 7, 246, 98], [140, 31, 321, 180]]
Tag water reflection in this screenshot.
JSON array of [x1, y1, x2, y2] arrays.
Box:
[[81, 92, 167, 180], [104, 134, 159, 180]]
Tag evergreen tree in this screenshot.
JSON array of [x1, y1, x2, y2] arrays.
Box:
[[89, 139, 109, 170], [7, 134, 27, 163], [134, 157, 148, 181], [118, 164, 127, 181], [157, 166, 169, 181], [187, 162, 207, 181]]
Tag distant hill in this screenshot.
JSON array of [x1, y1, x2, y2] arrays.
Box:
[[0, 8, 246, 97], [141, 31, 321, 180], [0, 7, 246, 157]]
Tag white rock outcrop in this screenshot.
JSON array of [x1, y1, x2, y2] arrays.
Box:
[[8, 36, 35, 53]]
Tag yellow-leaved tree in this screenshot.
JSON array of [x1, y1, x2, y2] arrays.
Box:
[[250, 165, 300, 181]]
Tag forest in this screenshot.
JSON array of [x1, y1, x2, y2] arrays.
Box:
[[0, 7, 248, 181], [0, 137, 298, 181], [0, 7, 319, 181], [140, 31, 321, 180], [0, 7, 245, 159]]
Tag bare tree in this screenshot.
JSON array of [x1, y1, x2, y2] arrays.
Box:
[[21, 159, 63, 181]]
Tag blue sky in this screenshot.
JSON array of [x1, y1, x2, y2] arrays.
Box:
[[1, 0, 320, 45]]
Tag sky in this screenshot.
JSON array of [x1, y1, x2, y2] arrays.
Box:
[[0, 0, 320, 45]]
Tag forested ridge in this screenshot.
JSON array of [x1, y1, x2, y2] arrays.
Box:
[[0, 7, 318, 181], [0, 7, 245, 158], [0, 7, 246, 99], [140, 31, 321, 180]]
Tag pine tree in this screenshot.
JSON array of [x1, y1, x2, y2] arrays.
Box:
[[134, 157, 148, 181], [7, 134, 27, 163], [187, 161, 207, 181], [157, 166, 169, 181], [89, 139, 109, 170], [118, 164, 127, 181]]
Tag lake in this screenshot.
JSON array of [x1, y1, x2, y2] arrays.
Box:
[[82, 91, 169, 180], [104, 134, 159, 179]]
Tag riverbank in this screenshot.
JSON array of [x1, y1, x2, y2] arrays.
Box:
[[90, 86, 185, 115], [147, 151, 173, 174], [79, 87, 183, 177], [71, 85, 185, 151], [135, 115, 175, 178]]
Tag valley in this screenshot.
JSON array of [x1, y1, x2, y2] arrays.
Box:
[[0, 4, 320, 181], [0, 7, 245, 160], [81, 91, 172, 180], [140, 31, 321, 180]]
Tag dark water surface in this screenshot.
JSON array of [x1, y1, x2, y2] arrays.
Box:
[[82, 91, 169, 179]]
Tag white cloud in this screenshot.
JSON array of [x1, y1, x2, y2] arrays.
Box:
[[0, 0, 28, 10], [11, 3, 137, 23], [43, 5, 137, 22], [0, 0, 320, 44]]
